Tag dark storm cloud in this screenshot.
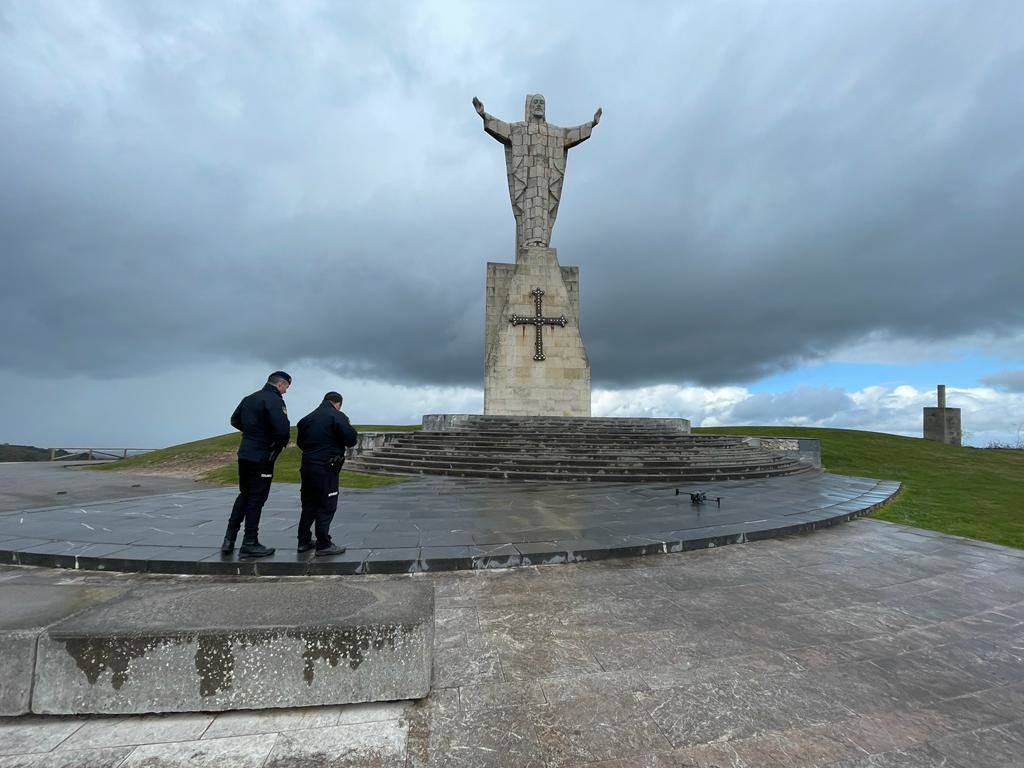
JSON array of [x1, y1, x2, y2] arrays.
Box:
[[1, 0, 1022, 388], [981, 370, 1024, 392]]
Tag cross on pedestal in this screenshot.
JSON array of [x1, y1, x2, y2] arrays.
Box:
[[509, 287, 567, 361]]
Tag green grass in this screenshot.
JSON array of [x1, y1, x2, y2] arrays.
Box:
[[90, 425, 418, 490], [202, 445, 407, 490], [89, 432, 242, 472], [695, 426, 1024, 549]]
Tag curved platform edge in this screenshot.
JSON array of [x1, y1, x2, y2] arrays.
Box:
[[0, 479, 902, 577]]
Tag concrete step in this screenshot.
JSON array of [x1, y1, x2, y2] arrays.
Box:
[[346, 457, 811, 482], [356, 450, 797, 470], [458, 433, 713, 440], [376, 450, 770, 462], [407, 430, 729, 442], [345, 464, 813, 483], [387, 438, 765, 450], [386, 437, 755, 449], [24, 581, 433, 715], [371, 431, 723, 441], [387, 442, 741, 454], [353, 417, 813, 483], [383, 441, 761, 454], [390, 438, 744, 450], [352, 451, 801, 469]]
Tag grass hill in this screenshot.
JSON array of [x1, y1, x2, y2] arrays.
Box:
[[694, 426, 1023, 549], [94, 425, 1023, 549], [90, 425, 420, 490], [0, 444, 68, 462]]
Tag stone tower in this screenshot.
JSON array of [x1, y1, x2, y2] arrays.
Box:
[[923, 384, 962, 446]]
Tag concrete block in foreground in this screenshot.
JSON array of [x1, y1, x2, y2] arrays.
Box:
[[0, 585, 125, 715], [32, 581, 433, 715]]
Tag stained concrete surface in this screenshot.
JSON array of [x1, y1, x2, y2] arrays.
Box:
[[0, 518, 1021, 766], [0, 463, 211, 514], [31, 581, 434, 714], [0, 586, 126, 716]]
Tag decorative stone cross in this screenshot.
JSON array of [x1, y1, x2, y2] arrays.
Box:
[[509, 288, 567, 361]]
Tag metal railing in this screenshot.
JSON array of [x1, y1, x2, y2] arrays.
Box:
[[49, 448, 157, 461]]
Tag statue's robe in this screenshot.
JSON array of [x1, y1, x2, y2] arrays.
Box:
[[482, 114, 593, 249]]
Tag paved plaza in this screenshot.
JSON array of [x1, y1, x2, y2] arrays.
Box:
[[1, 516, 1022, 767], [0, 463, 209, 515], [0, 470, 897, 575]]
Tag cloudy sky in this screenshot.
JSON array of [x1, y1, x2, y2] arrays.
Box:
[[2, 0, 1023, 448]]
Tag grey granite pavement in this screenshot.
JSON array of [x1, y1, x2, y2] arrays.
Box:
[[0, 470, 899, 574], [0, 518, 1022, 766]]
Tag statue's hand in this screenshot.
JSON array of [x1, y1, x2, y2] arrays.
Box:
[[472, 97, 485, 117], [593, 107, 602, 126]]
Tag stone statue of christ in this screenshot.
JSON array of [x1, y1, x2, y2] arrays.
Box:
[[473, 94, 601, 251]]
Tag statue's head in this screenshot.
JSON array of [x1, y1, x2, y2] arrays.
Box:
[[525, 93, 546, 121]]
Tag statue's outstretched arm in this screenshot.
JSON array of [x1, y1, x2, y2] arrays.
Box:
[[472, 97, 512, 144], [564, 107, 602, 149]]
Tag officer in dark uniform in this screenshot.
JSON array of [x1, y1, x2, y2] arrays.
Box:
[[296, 391, 358, 555], [222, 371, 292, 558]]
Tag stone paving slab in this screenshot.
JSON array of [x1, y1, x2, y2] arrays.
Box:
[[0, 519, 1022, 765], [0, 471, 899, 575], [30, 581, 433, 715]]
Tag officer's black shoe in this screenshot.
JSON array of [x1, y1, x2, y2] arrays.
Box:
[[239, 538, 275, 558], [315, 544, 346, 557], [220, 537, 236, 554], [297, 541, 315, 553]]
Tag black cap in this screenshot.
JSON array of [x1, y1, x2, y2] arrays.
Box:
[[269, 370, 292, 384]]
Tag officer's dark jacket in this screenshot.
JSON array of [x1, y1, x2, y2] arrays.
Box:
[[230, 383, 291, 463], [297, 402, 359, 466]]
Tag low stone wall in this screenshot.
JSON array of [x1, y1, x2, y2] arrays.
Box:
[[345, 431, 407, 460], [742, 436, 822, 468], [4, 581, 434, 716], [421, 414, 475, 432], [0, 586, 127, 715]]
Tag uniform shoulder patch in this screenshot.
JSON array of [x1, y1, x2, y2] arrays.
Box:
[[282, 406, 288, 415]]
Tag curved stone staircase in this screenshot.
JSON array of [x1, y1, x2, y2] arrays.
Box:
[[346, 415, 815, 482]]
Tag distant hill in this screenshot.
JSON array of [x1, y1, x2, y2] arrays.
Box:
[[0, 444, 68, 462], [89, 425, 420, 490]]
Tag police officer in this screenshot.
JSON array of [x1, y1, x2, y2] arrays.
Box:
[[221, 371, 292, 558], [296, 391, 358, 555]]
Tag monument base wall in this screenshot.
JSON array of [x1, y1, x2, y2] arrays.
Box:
[[484, 246, 590, 417]]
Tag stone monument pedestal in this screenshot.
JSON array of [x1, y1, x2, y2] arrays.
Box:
[[484, 246, 591, 416]]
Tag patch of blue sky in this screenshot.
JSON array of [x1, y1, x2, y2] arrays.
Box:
[[748, 355, 1010, 394]]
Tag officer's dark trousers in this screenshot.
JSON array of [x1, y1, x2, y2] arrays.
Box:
[[298, 462, 340, 547], [227, 460, 275, 537]]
